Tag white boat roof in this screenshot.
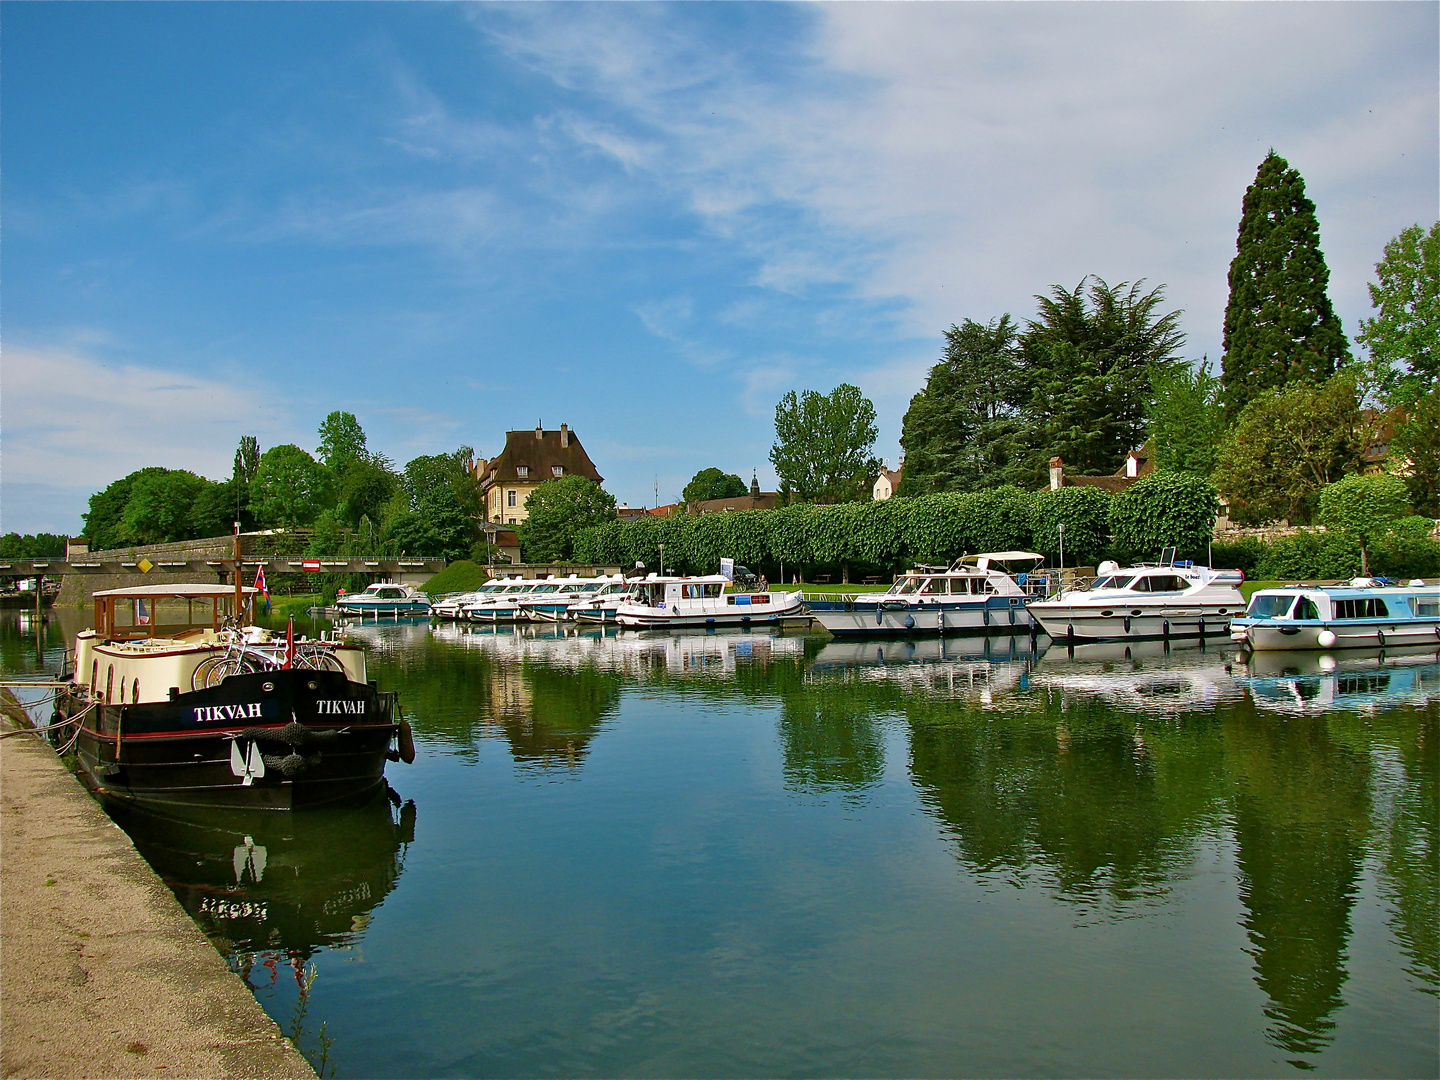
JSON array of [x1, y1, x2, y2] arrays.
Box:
[[959, 551, 1044, 563], [92, 583, 258, 599]]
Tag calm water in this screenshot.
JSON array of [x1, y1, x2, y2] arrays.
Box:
[[5, 610, 1437, 1078]]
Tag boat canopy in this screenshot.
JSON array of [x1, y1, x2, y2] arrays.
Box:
[[92, 583, 258, 599], [958, 551, 1044, 564]]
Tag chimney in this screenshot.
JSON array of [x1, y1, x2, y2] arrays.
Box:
[[1049, 456, 1064, 491], [560, 423, 570, 448], [536, 422, 543, 441]]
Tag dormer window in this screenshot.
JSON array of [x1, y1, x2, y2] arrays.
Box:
[[516, 466, 529, 479], [552, 466, 564, 478]]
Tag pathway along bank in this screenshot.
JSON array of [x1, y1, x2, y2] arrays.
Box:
[[1, 711, 315, 1080]]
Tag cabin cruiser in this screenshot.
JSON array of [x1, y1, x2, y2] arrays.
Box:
[[54, 583, 412, 812], [804, 553, 1048, 637], [513, 575, 615, 622], [336, 582, 432, 616], [1229, 578, 1440, 651], [431, 582, 511, 620], [1026, 561, 1244, 642], [615, 571, 804, 629], [567, 578, 638, 624], [461, 579, 542, 623]]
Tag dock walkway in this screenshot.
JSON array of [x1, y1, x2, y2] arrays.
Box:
[[1, 718, 314, 1079]]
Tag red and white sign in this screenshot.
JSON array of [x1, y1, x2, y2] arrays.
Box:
[[301, 560, 322, 572]]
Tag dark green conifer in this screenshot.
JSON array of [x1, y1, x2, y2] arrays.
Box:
[[1221, 151, 1352, 420]]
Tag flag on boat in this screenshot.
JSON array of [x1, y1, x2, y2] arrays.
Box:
[[135, 599, 150, 625], [254, 566, 271, 613], [283, 616, 295, 669]]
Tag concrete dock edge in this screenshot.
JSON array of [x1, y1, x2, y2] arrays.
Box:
[[1, 720, 316, 1080]]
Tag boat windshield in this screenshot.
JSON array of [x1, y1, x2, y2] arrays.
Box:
[[1247, 594, 1297, 619], [579, 583, 604, 593], [531, 585, 560, 594], [892, 578, 921, 595], [1090, 575, 1137, 591]]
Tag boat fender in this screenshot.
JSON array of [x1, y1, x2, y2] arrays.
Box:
[[263, 751, 320, 777], [904, 615, 915, 630], [1163, 620, 1171, 640], [1377, 629, 1385, 648], [876, 608, 884, 626], [983, 608, 990, 626], [1317, 629, 1337, 649], [398, 717, 416, 764], [1124, 616, 1131, 634]]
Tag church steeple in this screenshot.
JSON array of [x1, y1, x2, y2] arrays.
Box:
[[750, 471, 760, 498]]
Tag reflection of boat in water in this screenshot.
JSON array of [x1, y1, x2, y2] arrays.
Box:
[[810, 634, 1034, 700], [1237, 648, 1440, 715], [426, 621, 805, 677], [1031, 638, 1244, 713], [109, 788, 415, 958]]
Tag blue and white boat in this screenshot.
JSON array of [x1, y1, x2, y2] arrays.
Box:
[[1230, 578, 1440, 651], [804, 553, 1048, 637], [336, 582, 432, 616]]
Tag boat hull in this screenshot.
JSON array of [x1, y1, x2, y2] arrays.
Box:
[[1233, 619, 1440, 652], [57, 669, 400, 812], [1027, 600, 1237, 642], [808, 597, 1033, 636], [617, 600, 804, 629]]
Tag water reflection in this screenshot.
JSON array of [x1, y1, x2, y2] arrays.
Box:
[[3, 613, 1434, 1078], [108, 792, 415, 961]]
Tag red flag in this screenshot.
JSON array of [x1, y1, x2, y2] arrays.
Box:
[[283, 616, 295, 669], [253, 566, 271, 613]]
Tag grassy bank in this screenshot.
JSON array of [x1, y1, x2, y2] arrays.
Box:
[[263, 593, 324, 617]]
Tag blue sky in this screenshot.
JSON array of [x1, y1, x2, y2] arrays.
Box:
[[3, 1, 1436, 534]]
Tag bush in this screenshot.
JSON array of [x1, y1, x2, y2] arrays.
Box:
[[421, 560, 493, 596]]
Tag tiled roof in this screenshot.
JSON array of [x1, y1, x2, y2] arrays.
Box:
[[479, 427, 603, 488]]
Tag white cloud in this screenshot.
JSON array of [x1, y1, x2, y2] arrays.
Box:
[[0, 347, 296, 530]]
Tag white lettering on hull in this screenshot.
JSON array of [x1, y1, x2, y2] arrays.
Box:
[[193, 703, 264, 723], [316, 700, 366, 715]]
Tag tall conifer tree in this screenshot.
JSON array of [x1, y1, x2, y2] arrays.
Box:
[[1221, 151, 1352, 420]]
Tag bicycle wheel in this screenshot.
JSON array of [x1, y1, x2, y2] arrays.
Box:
[[201, 656, 258, 688], [191, 656, 224, 691]]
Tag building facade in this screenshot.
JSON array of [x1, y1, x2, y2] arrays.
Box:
[[473, 424, 604, 526]]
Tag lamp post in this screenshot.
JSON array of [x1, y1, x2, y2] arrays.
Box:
[[1058, 522, 1065, 583], [658, 543, 665, 578]]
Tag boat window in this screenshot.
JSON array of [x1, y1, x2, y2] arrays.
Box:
[[894, 579, 919, 595], [1246, 594, 1296, 619], [132, 678, 140, 704], [119, 678, 126, 704], [106, 665, 114, 703], [91, 660, 98, 695], [1410, 595, 1440, 618], [704, 583, 723, 598], [533, 585, 559, 594], [1294, 597, 1320, 621], [1334, 597, 1390, 619], [1092, 575, 1137, 591]]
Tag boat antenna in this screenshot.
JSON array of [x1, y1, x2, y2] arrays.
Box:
[[233, 520, 243, 624]]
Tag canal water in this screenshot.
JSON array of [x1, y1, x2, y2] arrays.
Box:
[[4, 610, 1437, 1078]]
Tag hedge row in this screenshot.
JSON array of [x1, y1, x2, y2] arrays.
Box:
[[573, 474, 1219, 577], [1213, 522, 1439, 581]]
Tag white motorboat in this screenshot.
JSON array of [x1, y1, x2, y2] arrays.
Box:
[[1026, 561, 1244, 643], [615, 573, 804, 629], [1229, 578, 1440, 651], [336, 582, 432, 617], [461, 578, 542, 623], [564, 577, 637, 623], [804, 553, 1049, 637]]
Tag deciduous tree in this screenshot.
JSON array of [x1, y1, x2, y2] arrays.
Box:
[[520, 477, 617, 562], [1356, 222, 1439, 404], [1318, 473, 1411, 575], [317, 411, 370, 483], [1147, 360, 1226, 477], [1109, 472, 1218, 561], [683, 468, 747, 504], [1221, 151, 1352, 420], [770, 384, 882, 503], [249, 445, 336, 527], [1211, 376, 1362, 525]]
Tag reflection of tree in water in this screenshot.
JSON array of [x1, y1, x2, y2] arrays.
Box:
[[906, 690, 1227, 907], [1225, 701, 1371, 1067], [778, 678, 887, 796], [487, 662, 622, 771], [1373, 705, 1438, 995]]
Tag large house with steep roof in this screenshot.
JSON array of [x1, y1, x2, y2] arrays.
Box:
[[472, 424, 604, 526]]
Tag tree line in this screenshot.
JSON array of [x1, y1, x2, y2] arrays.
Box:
[[895, 152, 1437, 524], [80, 413, 483, 561]]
